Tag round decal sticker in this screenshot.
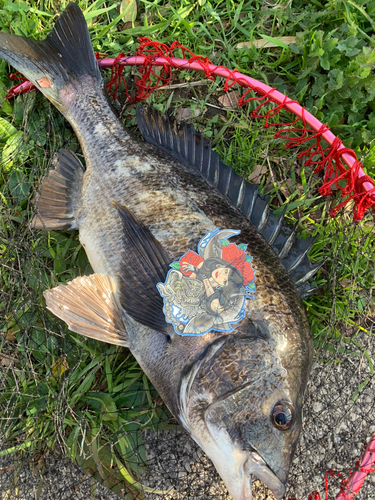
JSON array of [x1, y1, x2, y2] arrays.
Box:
[[157, 229, 256, 336]]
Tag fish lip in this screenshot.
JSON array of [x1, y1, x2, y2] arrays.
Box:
[[205, 388, 287, 500], [244, 451, 286, 500]]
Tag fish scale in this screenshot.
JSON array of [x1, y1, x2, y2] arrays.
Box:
[[0, 4, 318, 499]]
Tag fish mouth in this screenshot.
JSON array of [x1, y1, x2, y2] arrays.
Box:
[[243, 451, 286, 500], [202, 383, 288, 500], [178, 337, 288, 500]]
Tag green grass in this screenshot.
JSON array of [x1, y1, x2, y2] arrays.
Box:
[[1, 0, 375, 497]]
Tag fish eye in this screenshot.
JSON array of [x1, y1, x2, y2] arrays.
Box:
[[272, 402, 294, 430]]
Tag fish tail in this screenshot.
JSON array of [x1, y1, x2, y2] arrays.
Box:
[[0, 3, 101, 112]]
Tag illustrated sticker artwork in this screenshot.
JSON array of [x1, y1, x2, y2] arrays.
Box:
[[157, 229, 256, 336]]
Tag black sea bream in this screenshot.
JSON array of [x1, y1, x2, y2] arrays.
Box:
[[0, 4, 321, 499]]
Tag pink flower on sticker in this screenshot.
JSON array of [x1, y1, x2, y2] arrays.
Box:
[[180, 251, 204, 276], [222, 244, 255, 285]]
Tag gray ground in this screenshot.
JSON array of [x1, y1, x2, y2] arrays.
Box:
[[0, 434, 276, 500]]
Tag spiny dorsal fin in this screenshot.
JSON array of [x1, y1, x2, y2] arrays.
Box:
[[31, 149, 84, 230], [114, 202, 172, 334], [136, 106, 322, 298], [44, 273, 128, 346]]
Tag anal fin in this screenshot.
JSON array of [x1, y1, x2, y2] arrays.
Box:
[[44, 273, 128, 347], [31, 149, 84, 230]]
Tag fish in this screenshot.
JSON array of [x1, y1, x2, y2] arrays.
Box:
[[0, 4, 320, 499]]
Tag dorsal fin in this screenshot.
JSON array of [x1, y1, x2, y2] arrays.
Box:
[[136, 106, 322, 298]]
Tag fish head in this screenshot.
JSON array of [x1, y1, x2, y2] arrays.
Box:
[[179, 333, 307, 500]]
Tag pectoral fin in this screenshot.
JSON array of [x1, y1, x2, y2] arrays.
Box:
[[114, 202, 171, 334], [31, 149, 84, 230], [44, 273, 128, 346]]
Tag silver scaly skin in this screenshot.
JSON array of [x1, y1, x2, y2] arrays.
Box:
[[0, 4, 314, 499]]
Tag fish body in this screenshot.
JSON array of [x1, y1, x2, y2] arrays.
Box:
[[0, 5, 317, 499]]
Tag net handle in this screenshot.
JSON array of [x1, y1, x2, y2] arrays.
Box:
[[97, 55, 373, 199], [336, 436, 375, 500]]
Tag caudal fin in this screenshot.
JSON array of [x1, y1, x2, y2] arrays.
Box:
[[0, 2, 101, 110]]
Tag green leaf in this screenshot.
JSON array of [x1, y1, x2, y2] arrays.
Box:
[[83, 3, 119, 22], [274, 196, 321, 215], [110, 21, 166, 36], [352, 379, 369, 404], [0, 117, 17, 142], [238, 244, 247, 251], [221, 240, 229, 246], [84, 391, 118, 421], [327, 69, 344, 90], [120, 0, 137, 22], [4, 1, 29, 12], [8, 170, 31, 203], [247, 281, 256, 291], [66, 426, 80, 461], [323, 38, 338, 52], [245, 256, 252, 262], [259, 34, 289, 49], [105, 356, 113, 393], [2, 131, 29, 170], [0, 440, 33, 456], [319, 52, 330, 71], [114, 455, 169, 494], [69, 363, 101, 403], [1, 98, 13, 115], [171, 262, 181, 269]]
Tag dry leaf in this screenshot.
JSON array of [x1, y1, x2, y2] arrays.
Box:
[[5, 330, 17, 342], [248, 164, 268, 182], [215, 20, 230, 29], [0, 353, 15, 367], [121, 21, 140, 31], [154, 396, 164, 407], [175, 108, 201, 121], [310, 208, 322, 221], [51, 357, 69, 378], [218, 90, 240, 109], [237, 36, 296, 49], [280, 178, 295, 197], [340, 278, 352, 288], [329, 181, 338, 191], [159, 3, 172, 16], [120, 0, 137, 22]]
